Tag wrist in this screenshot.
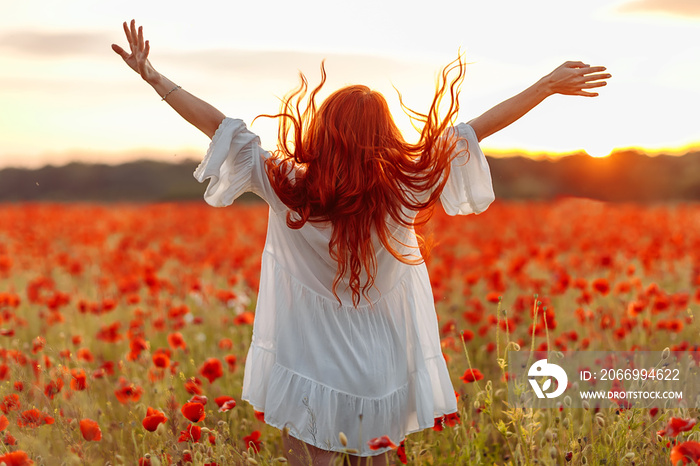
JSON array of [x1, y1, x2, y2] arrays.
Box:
[[535, 75, 555, 98], [146, 72, 163, 88]]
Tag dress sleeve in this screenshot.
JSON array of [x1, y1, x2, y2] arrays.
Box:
[[193, 118, 284, 211], [439, 122, 495, 215]]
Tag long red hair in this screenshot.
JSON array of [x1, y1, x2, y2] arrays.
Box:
[[257, 56, 467, 306]]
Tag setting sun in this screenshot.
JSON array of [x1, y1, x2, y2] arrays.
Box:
[[583, 141, 615, 158]]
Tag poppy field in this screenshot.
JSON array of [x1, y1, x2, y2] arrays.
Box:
[[0, 198, 699, 465]]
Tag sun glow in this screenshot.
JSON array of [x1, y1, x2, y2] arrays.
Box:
[[584, 141, 615, 158]]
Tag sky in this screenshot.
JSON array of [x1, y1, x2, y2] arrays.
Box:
[[0, 0, 699, 168]]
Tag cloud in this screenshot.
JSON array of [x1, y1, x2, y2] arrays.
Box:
[[157, 49, 438, 85], [0, 31, 111, 57], [617, 0, 700, 17], [153, 48, 448, 106], [0, 147, 201, 170]]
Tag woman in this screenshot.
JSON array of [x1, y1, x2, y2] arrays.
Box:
[[113, 20, 609, 465]]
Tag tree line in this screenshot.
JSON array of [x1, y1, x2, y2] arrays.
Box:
[[1, 149, 698, 203]]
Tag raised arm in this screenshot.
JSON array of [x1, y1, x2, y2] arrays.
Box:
[[112, 20, 225, 139], [468, 61, 610, 142]]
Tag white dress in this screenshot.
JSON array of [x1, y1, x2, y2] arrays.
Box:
[[194, 117, 494, 456]]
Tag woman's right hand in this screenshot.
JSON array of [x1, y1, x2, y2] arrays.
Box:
[[112, 20, 161, 86], [542, 61, 610, 97]]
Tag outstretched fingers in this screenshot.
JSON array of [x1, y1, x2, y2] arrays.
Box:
[[582, 66, 607, 75], [130, 19, 138, 47], [564, 60, 588, 68], [122, 21, 131, 46], [583, 72, 610, 80], [111, 43, 129, 60], [138, 24, 144, 51], [580, 81, 607, 90], [577, 67, 610, 90]]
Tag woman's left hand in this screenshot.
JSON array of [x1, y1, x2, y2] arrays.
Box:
[[543, 61, 611, 97]]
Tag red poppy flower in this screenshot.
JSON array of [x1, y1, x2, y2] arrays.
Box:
[[368, 435, 397, 450], [218, 400, 236, 413], [0, 451, 32, 466], [0, 415, 8, 431], [127, 336, 148, 361], [199, 358, 223, 384], [432, 417, 444, 432], [224, 354, 237, 372], [214, 396, 235, 408], [76, 347, 94, 363], [32, 336, 46, 354], [17, 408, 54, 428], [181, 402, 205, 423], [184, 377, 203, 395], [152, 352, 170, 369], [102, 361, 116, 376], [444, 412, 461, 427], [233, 311, 255, 325], [70, 368, 87, 391], [167, 332, 187, 350], [397, 440, 407, 464], [114, 381, 144, 404], [3, 431, 16, 445], [96, 322, 123, 343], [0, 364, 9, 381], [591, 278, 610, 295], [218, 338, 233, 350], [254, 410, 265, 422], [188, 395, 208, 406], [671, 441, 700, 465], [216, 289, 236, 304], [142, 407, 168, 432], [243, 430, 262, 452], [92, 361, 114, 379], [460, 368, 484, 383], [80, 418, 102, 441], [44, 378, 64, 400], [658, 417, 697, 437], [178, 423, 202, 443], [1, 394, 20, 414]]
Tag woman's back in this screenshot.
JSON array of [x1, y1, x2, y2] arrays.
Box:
[[259, 61, 470, 307], [194, 116, 494, 456], [265, 209, 418, 305]]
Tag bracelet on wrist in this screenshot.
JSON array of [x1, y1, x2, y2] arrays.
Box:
[[161, 85, 181, 101]]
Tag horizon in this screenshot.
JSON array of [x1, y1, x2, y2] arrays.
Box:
[[2, 142, 699, 172], [1, 0, 699, 169]]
